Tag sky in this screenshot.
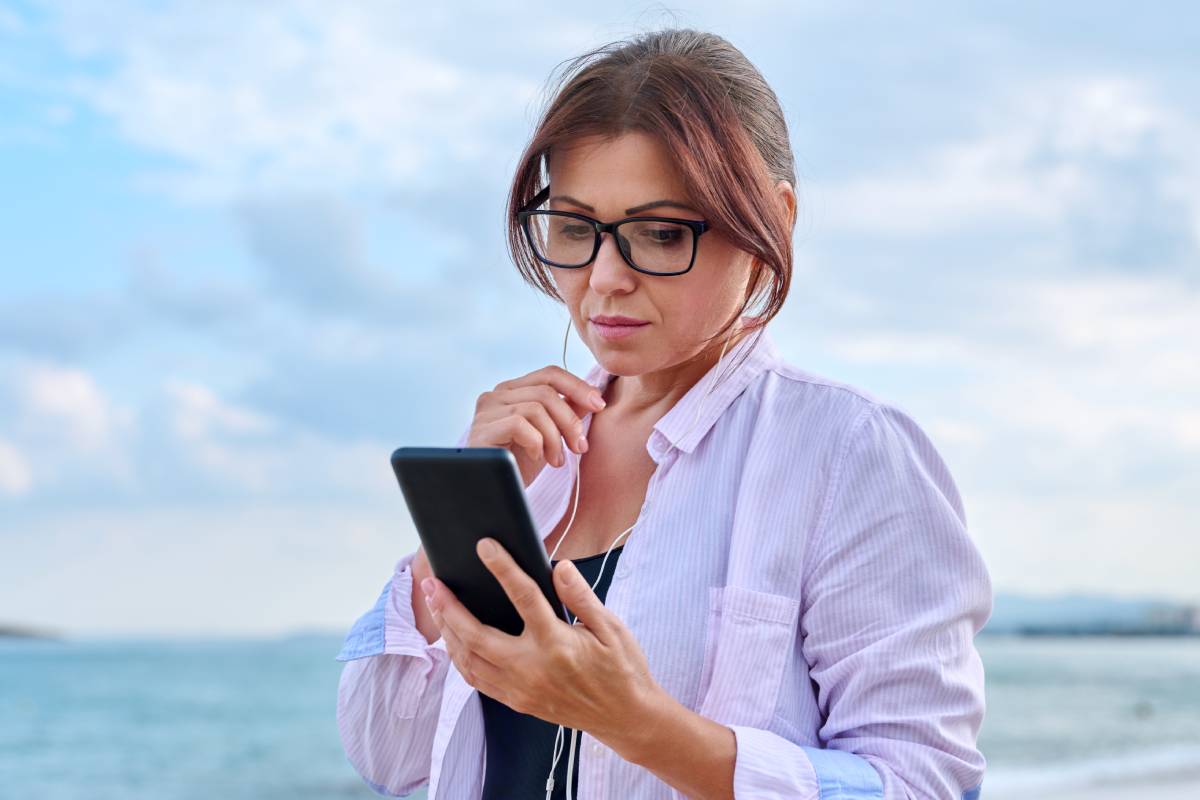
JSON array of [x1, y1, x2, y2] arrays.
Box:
[[1, 0, 1197, 637]]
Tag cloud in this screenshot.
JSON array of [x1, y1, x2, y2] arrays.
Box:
[[233, 191, 477, 325], [814, 75, 1200, 276], [0, 357, 412, 505], [127, 255, 259, 330], [165, 379, 277, 440], [1013, 276, 1200, 377], [18, 362, 125, 449], [237, 193, 392, 312], [47, 1, 546, 201], [0, 259, 259, 361], [0, 293, 138, 359], [829, 331, 978, 365], [0, 438, 33, 496], [0, 359, 135, 496]]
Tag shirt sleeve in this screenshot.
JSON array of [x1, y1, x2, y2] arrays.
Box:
[[335, 549, 451, 797], [332, 423, 472, 796], [729, 401, 991, 800]]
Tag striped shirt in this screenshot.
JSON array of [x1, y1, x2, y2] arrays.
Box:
[[335, 320, 991, 799]]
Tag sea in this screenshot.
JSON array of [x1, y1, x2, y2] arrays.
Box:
[[2, 634, 1199, 799]]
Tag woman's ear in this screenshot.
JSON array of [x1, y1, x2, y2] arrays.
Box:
[[776, 178, 797, 229]]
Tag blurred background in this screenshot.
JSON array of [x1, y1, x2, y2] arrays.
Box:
[[1, 1, 1197, 798]]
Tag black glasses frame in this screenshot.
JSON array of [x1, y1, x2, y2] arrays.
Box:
[[516, 186, 711, 276]]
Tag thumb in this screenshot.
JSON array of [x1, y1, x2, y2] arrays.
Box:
[[554, 560, 615, 638]]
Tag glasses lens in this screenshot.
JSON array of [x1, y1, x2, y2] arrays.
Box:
[[618, 219, 695, 274], [526, 213, 595, 267]]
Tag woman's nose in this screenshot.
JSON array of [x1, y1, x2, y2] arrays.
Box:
[[588, 231, 633, 288]]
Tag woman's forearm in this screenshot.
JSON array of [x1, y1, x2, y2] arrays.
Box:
[[602, 687, 736, 800]]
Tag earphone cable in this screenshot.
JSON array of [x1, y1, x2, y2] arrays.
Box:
[[544, 315, 740, 798]]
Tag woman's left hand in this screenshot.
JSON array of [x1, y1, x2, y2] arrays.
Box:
[[421, 537, 666, 754]]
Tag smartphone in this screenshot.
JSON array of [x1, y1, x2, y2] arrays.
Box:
[[390, 446, 570, 635]]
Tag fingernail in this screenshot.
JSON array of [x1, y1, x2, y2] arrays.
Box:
[[590, 392, 606, 409], [421, 577, 435, 597], [478, 538, 497, 558], [559, 561, 574, 585], [577, 436, 588, 453]]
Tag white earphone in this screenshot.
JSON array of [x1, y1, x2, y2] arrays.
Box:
[[543, 315, 741, 800]]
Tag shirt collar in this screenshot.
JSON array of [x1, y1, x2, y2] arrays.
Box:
[[582, 318, 780, 456]]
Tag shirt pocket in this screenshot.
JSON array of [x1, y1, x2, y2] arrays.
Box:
[[695, 584, 800, 730]]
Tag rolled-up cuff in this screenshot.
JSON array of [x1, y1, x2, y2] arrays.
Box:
[[729, 725, 819, 798], [729, 725, 884, 799], [335, 550, 443, 661]]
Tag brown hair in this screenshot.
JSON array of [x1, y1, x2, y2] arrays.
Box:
[[505, 27, 797, 375]]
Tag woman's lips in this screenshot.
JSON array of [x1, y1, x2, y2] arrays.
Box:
[[591, 319, 649, 340]]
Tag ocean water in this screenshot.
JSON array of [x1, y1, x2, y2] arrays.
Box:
[[977, 635, 1200, 796], [2, 634, 1198, 798]]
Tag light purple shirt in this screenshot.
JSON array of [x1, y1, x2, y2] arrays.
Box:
[[335, 322, 991, 799]]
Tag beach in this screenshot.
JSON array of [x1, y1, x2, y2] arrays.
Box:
[[1070, 776, 1200, 800], [989, 771, 1200, 800]]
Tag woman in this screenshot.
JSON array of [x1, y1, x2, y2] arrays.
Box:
[[336, 28, 990, 800]]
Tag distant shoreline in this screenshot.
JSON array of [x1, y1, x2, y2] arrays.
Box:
[[982, 628, 1200, 637], [4, 624, 1199, 642], [0, 623, 61, 640]]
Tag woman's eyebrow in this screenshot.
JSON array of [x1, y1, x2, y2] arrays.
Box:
[[548, 194, 699, 215]]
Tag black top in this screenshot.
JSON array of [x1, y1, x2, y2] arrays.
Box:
[[480, 544, 625, 799]]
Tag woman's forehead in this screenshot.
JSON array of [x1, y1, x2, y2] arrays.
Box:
[[548, 133, 692, 208]]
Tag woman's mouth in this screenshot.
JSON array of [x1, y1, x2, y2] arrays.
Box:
[[590, 318, 650, 340]]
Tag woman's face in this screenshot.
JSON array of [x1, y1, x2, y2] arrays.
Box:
[[546, 131, 758, 379]]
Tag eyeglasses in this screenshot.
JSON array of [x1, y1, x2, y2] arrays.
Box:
[[516, 186, 710, 276]]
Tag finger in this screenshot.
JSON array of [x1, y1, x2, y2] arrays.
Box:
[[428, 577, 518, 664], [477, 538, 559, 634], [439, 614, 508, 680], [533, 382, 594, 455], [441, 624, 533, 714], [498, 366, 606, 419], [488, 386, 590, 462], [510, 400, 569, 466], [468, 670, 513, 706], [475, 414, 545, 466], [497, 383, 595, 450], [554, 560, 618, 643]]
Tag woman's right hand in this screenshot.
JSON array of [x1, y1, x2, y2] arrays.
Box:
[[410, 367, 606, 644], [465, 365, 608, 487]]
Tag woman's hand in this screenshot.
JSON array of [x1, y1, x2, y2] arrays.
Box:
[[420, 537, 667, 756], [411, 368, 605, 644], [467, 366, 607, 487]]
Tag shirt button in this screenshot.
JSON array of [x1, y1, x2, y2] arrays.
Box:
[[591, 742, 603, 755]]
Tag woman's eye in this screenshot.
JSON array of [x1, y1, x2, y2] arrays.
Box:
[[640, 227, 684, 246], [555, 223, 592, 239]]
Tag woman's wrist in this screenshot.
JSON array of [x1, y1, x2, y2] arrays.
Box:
[[601, 682, 675, 763], [600, 684, 736, 800]]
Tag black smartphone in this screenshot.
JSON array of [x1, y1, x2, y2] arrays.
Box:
[[390, 446, 570, 635]]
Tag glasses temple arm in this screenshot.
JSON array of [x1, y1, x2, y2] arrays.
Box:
[[519, 186, 551, 214]]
